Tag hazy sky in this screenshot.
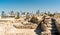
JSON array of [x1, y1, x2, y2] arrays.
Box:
[[0, 0, 60, 13]]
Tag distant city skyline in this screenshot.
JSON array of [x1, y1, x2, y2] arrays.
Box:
[[0, 0, 60, 14]]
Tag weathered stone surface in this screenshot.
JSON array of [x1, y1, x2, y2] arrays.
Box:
[[30, 15, 43, 24], [55, 18, 60, 34], [0, 14, 60, 35]]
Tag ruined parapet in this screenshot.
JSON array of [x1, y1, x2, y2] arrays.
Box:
[[40, 16, 58, 35], [55, 18, 60, 34], [38, 16, 51, 35]]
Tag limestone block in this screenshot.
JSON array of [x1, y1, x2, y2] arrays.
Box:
[[41, 31, 51, 35]]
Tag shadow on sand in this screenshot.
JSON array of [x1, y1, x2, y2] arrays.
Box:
[[34, 22, 42, 35]]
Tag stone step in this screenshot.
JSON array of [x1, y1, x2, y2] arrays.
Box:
[[47, 22, 56, 24], [48, 28, 57, 30], [47, 25, 56, 28], [51, 31, 58, 34], [48, 28, 52, 30], [50, 29, 57, 31], [51, 23, 56, 25], [52, 34, 57, 35]]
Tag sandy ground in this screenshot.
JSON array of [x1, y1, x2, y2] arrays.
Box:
[[0, 23, 37, 35]]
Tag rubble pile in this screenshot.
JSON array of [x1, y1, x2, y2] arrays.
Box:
[[29, 15, 43, 24], [0, 13, 60, 35]]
